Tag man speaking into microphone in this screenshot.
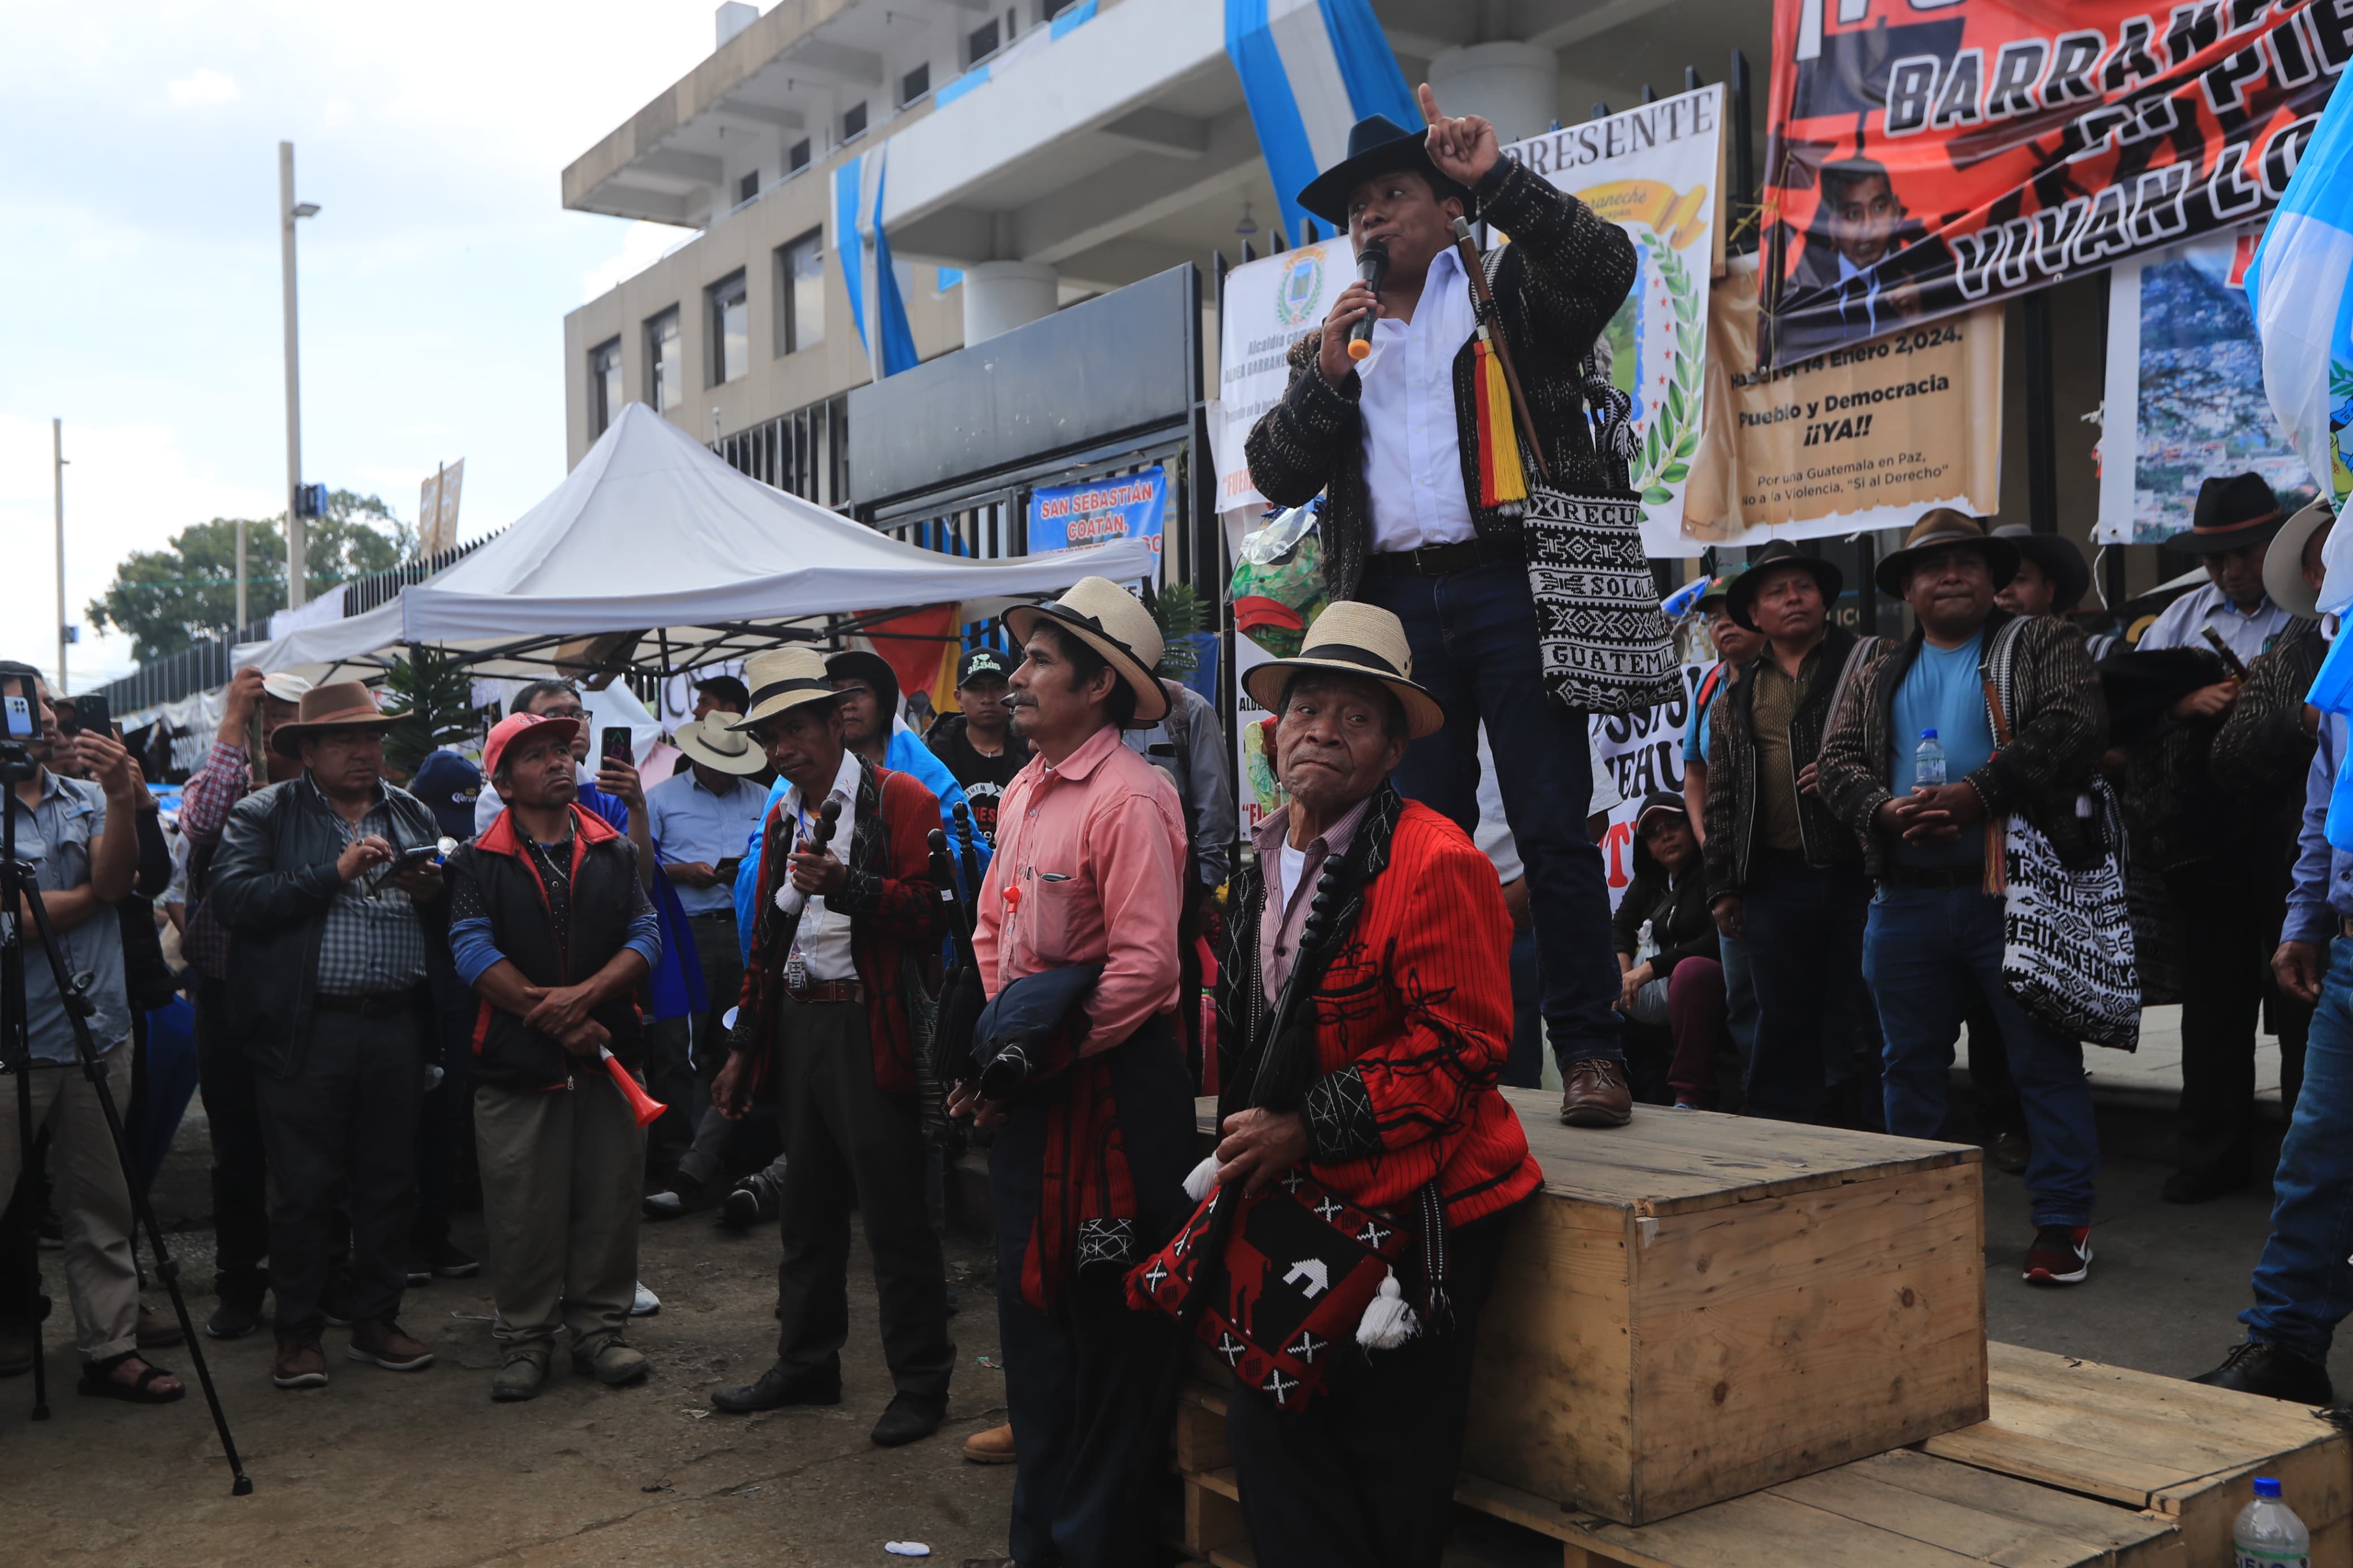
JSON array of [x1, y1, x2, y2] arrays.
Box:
[[1246, 84, 1640, 1128]]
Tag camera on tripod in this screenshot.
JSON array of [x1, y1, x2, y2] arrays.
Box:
[[0, 663, 36, 786]]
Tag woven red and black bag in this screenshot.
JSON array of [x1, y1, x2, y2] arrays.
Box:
[[1125, 1167, 1407, 1411]]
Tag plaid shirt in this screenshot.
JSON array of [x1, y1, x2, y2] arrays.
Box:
[[305, 774, 430, 997], [176, 739, 252, 979]]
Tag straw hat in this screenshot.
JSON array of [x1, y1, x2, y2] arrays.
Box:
[[673, 714, 768, 775], [1240, 601, 1444, 740], [1002, 576, 1171, 727], [2264, 498, 2335, 620], [1873, 508, 2019, 597], [269, 680, 400, 759], [727, 647, 841, 731]]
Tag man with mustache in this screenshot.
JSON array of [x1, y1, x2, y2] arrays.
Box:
[[1815, 510, 2108, 1288]]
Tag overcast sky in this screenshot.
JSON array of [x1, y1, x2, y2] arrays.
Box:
[[0, 2, 724, 691]]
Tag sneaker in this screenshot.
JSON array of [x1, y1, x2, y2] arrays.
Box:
[[721, 1171, 782, 1230], [2022, 1225, 2092, 1286], [2192, 1341, 2335, 1405], [432, 1239, 480, 1279], [347, 1318, 436, 1371], [644, 1172, 705, 1221], [1671, 1099, 1700, 1112], [631, 1281, 661, 1318], [272, 1331, 329, 1389]]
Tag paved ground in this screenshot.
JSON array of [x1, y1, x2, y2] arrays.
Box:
[[0, 1031, 2322, 1567]]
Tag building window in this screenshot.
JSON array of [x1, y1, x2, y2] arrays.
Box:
[[589, 338, 623, 434], [646, 307, 682, 411], [900, 63, 930, 105], [708, 271, 749, 386], [1042, 0, 1074, 17], [737, 170, 759, 206], [966, 18, 999, 64], [775, 230, 824, 356], [842, 101, 867, 141], [788, 137, 811, 174]]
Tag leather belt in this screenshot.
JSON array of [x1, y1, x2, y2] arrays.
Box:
[[1878, 863, 1986, 891], [311, 991, 415, 1018], [784, 978, 862, 1004], [1364, 538, 1523, 577]]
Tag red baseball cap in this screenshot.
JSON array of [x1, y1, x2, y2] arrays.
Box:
[[481, 712, 579, 783]]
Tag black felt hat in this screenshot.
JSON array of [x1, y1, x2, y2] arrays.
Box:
[[2171, 473, 2289, 555], [1990, 525, 2092, 612], [1726, 542, 1844, 630], [1296, 114, 1472, 227]]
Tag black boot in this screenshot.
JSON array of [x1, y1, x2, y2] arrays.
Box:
[[2192, 1341, 2335, 1405]]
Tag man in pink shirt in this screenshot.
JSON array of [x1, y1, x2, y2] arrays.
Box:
[[952, 577, 1197, 1568]]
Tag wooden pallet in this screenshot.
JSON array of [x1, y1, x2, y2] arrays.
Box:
[[1919, 1342, 2351, 1567]]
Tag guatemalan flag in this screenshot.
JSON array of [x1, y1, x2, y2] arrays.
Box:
[[833, 143, 920, 380], [1225, 0, 1419, 248]]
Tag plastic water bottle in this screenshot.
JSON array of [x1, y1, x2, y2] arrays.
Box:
[[1914, 729, 1947, 789], [2234, 1477, 2311, 1566]]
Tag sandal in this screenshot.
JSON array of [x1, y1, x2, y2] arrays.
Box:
[[78, 1350, 185, 1405]]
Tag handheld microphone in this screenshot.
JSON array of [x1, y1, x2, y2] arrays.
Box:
[[1346, 239, 1389, 362]]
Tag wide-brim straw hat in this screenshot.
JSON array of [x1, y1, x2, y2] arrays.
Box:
[[1240, 601, 1445, 740], [2264, 498, 2336, 620], [1873, 507, 2019, 598], [728, 647, 841, 731], [1002, 576, 1171, 728], [269, 680, 400, 759], [673, 714, 768, 775]]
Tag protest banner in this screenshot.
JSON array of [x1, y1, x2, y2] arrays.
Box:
[[1502, 85, 1726, 555], [2097, 226, 2317, 543], [1213, 241, 1355, 520], [1761, 0, 2345, 365], [1683, 254, 2001, 547], [1026, 466, 1166, 578]]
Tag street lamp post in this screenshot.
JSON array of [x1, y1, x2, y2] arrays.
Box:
[[53, 418, 67, 694], [278, 141, 320, 613]]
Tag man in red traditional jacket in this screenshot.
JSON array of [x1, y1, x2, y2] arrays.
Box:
[[1213, 601, 1541, 1568], [705, 646, 953, 1448]]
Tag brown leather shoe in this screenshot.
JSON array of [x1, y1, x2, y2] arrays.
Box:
[[963, 1421, 1018, 1464], [347, 1319, 435, 1371], [136, 1304, 185, 1348], [272, 1332, 329, 1389], [1560, 1057, 1634, 1128]]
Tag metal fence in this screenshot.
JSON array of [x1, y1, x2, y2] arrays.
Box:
[[712, 394, 850, 509]]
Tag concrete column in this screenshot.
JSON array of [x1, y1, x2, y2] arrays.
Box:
[[1426, 41, 1562, 146], [962, 260, 1058, 345]]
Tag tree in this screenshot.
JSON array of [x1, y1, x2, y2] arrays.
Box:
[[382, 647, 481, 779], [87, 491, 415, 663]]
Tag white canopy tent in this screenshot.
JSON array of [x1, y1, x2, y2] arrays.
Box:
[[238, 401, 1158, 683]]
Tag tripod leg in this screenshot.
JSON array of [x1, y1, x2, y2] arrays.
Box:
[[17, 885, 251, 1495], [4, 926, 48, 1421]]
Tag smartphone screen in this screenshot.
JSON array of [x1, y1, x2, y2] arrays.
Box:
[[600, 725, 632, 763]]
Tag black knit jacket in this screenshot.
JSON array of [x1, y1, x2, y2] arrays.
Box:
[[1242, 158, 1639, 603]]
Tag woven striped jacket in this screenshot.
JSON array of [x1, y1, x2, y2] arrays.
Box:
[[1241, 157, 1638, 603], [1216, 788, 1541, 1227]]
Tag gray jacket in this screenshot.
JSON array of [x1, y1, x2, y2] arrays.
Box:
[[1125, 679, 1236, 885]]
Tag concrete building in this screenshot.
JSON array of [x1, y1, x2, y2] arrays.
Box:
[[560, 0, 1777, 498]]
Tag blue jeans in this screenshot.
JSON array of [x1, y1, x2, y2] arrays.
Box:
[[1501, 926, 1546, 1089], [1863, 883, 2097, 1228], [2244, 938, 2353, 1363], [1363, 559, 1623, 1068]]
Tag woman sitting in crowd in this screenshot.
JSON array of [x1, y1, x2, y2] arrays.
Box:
[[1610, 794, 1730, 1109]]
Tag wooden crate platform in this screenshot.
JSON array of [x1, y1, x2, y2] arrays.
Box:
[[1191, 1092, 1988, 1523], [1919, 1342, 2351, 1567]]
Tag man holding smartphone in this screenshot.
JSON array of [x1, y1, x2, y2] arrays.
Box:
[[640, 716, 770, 1216]]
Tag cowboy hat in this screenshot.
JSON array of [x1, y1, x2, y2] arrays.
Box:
[[1989, 524, 2092, 614], [1873, 507, 2019, 597], [2170, 473, 2289, 555], [269, 680, 401, 759], [2263, 497, 2336, 620], [673, 714, 768, 776], [727, 647, 841, 732], [1241, 601, 1444, 740], [1296, 114, 1473, 228], [1002, 577, 1171, 728], [1727, 542, 1843, 630]]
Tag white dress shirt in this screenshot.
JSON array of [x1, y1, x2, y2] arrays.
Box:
[[1357, 242, 1480, 554], [2135, 581, 2294, 664], [777, 750, 861, 982]]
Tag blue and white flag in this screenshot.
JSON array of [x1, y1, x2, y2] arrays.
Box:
[[2248, 68, 2353, 614], [831, 144, 920, 380], [1225, 0, 1417, 247]]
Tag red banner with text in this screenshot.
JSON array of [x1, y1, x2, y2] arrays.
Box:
[[1760, 0, 2346, 364]]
